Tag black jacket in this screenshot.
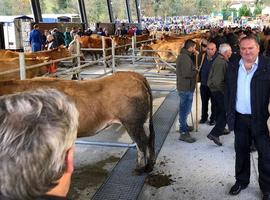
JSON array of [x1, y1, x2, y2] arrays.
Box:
[[176, 48, 197, 92], [225, 56, 270, 134]]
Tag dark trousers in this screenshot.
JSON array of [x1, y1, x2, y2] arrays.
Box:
[[209, 91, 226, 137], [234, 112, 270, 194], [200, 85, 216, 121]]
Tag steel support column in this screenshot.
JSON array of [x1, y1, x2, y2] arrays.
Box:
[[125, 0, 132, 23], [106, 0, 114, 23], [77, 0, 88, 29], [30, 0, 42, 23], [135, 0, 141, 24]]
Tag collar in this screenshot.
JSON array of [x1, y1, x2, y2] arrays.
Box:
[[239, 57, 258, 74]]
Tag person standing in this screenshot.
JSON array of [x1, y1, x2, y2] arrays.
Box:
[[207, 43, 232, 146], [176, 39, 198, 143], [29, 24, 43, 52], [64, 27, 72, 47], [52, 28, 65, 47], [199, 42, 218, 125], [225, 36, 270, 200]]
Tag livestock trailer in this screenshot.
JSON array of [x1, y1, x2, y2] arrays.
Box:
[[0, 15, 33, 51]]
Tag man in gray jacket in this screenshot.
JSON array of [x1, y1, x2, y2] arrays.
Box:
[[176, 39, 198, 143], [207, 43, 232, 146]]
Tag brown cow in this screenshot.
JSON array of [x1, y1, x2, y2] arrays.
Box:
[[0, 47, 71, 80], [79, 35, 112, 61], [0, 57, 49, 80], [140, 34, 202, 72], [0, 47, 70, 59], [0, 71, 156, 173]]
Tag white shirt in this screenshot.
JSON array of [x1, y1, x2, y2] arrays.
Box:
[[235, 57, 258, 114]]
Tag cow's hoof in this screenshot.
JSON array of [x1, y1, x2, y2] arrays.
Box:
[[144, 162, 155, 173], [133, 168, 145, 176]]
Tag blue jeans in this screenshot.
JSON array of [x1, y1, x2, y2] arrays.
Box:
[[178, 91, 194, 133], [31, 43, 42, 52]]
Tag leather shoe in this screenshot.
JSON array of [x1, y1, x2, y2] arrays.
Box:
[[229, 182, 248, 195], [263, 194, 270, 200], [207, 133, 222, 146], [222, 128, 230, 135], [188, 126, 194, 132], [208, 120, 216, 126]]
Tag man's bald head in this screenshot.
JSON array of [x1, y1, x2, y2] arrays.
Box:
[[206, 42, 217, 58]]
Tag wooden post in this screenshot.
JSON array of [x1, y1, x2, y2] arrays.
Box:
[[195, 52, 205, 132], [19, 52, 26, 80], [195, 53, 199, 132]]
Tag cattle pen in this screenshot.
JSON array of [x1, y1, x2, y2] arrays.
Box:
[[0, 36, 262, 200], [59, 62, 259, 200]]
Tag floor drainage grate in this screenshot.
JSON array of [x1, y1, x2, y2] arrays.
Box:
[[92, 91, 179, 200]]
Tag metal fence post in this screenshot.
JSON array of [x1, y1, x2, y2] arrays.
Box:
[[112, 38, 116, 73], [102, 36, 107, 73], [76, 38, 81, 80], [19, 52, 26, 80], [132, 36, 135, 65]]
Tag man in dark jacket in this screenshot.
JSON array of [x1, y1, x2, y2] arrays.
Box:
[[225, 36, 270, 200], [199, 42, 218, 125], [207, 43, 232, 146], [176, 39, 198, 143], [52, 28, 65, 47]]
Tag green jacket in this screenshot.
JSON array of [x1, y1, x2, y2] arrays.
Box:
[[176, 48, 197, 92], [207, 54, 227, 93]]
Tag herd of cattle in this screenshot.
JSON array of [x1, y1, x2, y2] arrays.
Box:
[[0, 32, 204, 81], [0, 32, 205, 173], [2, 31, 270, 173]]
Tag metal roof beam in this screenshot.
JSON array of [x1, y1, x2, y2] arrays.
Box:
[[135, 0, 141, 23], [77, 0, 88, 29], [30, 0, 42, 23], [106, 0, 114, 23], [125, 0, 132, 23]]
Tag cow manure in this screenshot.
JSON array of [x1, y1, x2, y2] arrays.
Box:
[[145, 172, 174, 188], [159, 161, 166, 166], [68, 156, 119, 199]]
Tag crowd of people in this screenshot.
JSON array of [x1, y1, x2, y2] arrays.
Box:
[[28, 23, 147, 53], [29, 25, 86, 52], [142, 15, 219, 34], [176, 26, 270, 200], [4, 20, 270, 200]]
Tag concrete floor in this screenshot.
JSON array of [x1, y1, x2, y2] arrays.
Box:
[[138, 90, 261, 200], [66, 63, 261, 200]]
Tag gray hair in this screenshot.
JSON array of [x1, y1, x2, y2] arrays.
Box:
[[0, 89, 79, 200], [219, 43, 231, 55]]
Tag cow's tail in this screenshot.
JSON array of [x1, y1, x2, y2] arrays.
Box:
[[142, 76, 156, 165], [143, 77, 154, 138]]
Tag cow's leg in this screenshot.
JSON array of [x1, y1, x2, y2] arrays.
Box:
[[154, 59, 160, 73], [123, 122, 155, 174]]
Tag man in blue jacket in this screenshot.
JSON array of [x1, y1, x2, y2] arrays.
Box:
[[225, 36, 270, 200], [29, 24, 43, 52]]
